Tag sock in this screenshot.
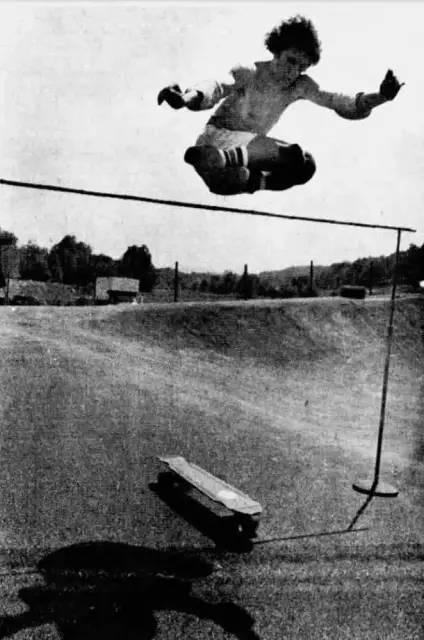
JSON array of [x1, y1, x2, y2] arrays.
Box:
[[221, 146, 249, 168], [259, 172, 268, 190]]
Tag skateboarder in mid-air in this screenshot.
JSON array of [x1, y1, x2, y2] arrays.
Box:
[[158, 15, 404, 196]]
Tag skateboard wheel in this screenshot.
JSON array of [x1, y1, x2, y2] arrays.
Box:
[[236, 516, 259, 539], [227, 515, 257, 539]]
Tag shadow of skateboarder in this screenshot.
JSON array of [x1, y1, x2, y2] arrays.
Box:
[[0, 541, 260, 639]]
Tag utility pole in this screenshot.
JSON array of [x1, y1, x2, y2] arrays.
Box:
[[174, 261, 179, 302], [243, 264, 248, 300]]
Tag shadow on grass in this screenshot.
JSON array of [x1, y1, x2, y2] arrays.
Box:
[[253, 495, 373, 547], [150, 483, 375, 552], [149, 481, 255, 554], [148, 485, 424, 563], [0, 542, 260, 639]]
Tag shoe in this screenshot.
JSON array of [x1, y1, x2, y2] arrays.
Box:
[[184, 145, 225, 172]]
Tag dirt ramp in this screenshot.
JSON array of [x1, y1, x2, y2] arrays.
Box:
[[91, 297, 424, 370]]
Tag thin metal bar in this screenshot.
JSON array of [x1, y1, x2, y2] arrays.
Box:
[[0, 178, 416, 233], [372, 229, 402, 486]]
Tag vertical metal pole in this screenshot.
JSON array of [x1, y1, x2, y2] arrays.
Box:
[[310, 260, 314, 290], [174, 261, 179, 303], [0, 245, 5, 303], [372, 229, 401, 486], [243, 264, 248, 300]]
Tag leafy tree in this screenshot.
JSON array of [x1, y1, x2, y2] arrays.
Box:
[[120, 245, 156, 292], [20, 242, 51, 281], [398, 243, 424, 288], [48, 235, 92, 285], [0, 229, 19, 287], [90, 253, 119, 279], [0, 229, 18, 246], [48, 251, 64, 284], [199, 278, 209, 293], [220, 271, 238, 294], [207, 274, 222, 294]]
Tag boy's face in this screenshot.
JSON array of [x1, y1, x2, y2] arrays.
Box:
[[271, 48, 311, 86]]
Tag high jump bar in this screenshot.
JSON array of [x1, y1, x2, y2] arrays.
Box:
[[0, 178, 416, 233]]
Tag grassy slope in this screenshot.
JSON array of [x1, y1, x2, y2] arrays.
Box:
[[0, 297, 422, 639]]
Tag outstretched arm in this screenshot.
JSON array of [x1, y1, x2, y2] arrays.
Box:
[[157, 64, 253, 111], [157, 84, 203, 110], [298, 69, 404, 120], [356, 69, 405, 112]]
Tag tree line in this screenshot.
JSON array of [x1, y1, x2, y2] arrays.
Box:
[[172, 244, 424, 298], [1, 227, 423, 298], [0, 231, 156, 292]]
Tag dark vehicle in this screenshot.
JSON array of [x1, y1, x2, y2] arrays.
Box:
[[339, 285, 366, 299]]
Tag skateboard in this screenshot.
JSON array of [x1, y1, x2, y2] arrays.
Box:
[[157, 455, 262, 538]]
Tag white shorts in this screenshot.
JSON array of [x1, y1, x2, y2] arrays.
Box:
[[195, 125, 257, 150]]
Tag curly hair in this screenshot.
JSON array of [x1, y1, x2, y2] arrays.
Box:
[[265, 15, 322, 65]]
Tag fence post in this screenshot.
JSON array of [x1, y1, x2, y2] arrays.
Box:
[[174, 261, 179, 302], [243, 264, 248, 300], [310, 260, 314, 290]]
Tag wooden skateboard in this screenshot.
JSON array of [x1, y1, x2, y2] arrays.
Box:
[[157, 455, 262, 538]]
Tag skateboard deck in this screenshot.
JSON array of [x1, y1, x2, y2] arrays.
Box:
[[158, 455, 262, 516]]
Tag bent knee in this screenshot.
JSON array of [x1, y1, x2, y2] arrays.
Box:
[[297, 152, 316, 184]]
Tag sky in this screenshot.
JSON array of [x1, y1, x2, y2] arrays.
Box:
[[1, 0, 423, 273]]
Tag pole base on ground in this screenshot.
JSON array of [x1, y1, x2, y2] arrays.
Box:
[[352, 479, 399, 498]]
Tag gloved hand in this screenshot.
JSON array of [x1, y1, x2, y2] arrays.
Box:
[[379, 69, 405, 101], [157, 84, 186, 109]]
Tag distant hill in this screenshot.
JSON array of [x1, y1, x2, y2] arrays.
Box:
[[165, 242, 424, 298], [257, 264, 326, 286]]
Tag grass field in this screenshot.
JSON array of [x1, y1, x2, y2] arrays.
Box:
[[0, 296, 423, 639]]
